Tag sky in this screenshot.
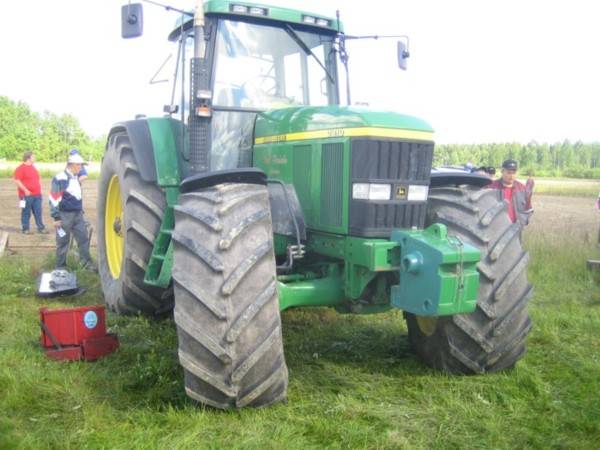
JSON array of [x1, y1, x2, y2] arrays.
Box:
[[0, 0, 599, 144]]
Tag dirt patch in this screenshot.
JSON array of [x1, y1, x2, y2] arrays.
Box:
[[0, 178, 98, 258], [526, 194, 599, 243], [0, 178, 598, 257]]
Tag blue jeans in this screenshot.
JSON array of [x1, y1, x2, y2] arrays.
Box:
[[21, 195, 45, 232]]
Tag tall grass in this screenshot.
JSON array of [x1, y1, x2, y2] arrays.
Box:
[[533, 178, 600, 197], [0, 235, 599, 448]]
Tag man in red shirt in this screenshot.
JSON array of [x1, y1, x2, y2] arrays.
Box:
[[13, 151, 47, 234], [487, 159, 534, 226]]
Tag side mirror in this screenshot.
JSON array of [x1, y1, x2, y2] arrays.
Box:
[[397, 41, 410, 71], [121, 3, 143, 39]]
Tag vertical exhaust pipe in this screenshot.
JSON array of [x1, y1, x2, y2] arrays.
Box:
[[193, 0, 205, 58], [188, 0, 212, 174]]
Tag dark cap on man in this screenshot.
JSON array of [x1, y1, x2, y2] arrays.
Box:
[[502, 159, 518, 171]]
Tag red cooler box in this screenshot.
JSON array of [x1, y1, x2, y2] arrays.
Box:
[[39, 305, 119, 361]]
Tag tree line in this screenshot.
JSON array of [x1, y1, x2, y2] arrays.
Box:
[[0, 96, 105, 162], [1, 95, 599, 178], [434, 141, 600, 179]]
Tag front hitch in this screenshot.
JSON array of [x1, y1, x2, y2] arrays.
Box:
[[391, 224, 480, 316]]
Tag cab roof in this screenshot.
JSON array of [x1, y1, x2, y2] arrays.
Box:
[[168, 0, 342, 41]]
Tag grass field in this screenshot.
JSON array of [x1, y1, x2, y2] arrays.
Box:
[[533, 177, 600, 197], [1, 193, 600, 448]]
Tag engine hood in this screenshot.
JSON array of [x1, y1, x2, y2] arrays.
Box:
[[254, 106, 434, 144]]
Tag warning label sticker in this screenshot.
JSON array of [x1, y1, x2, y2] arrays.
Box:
[[84, 311, 98, 329]]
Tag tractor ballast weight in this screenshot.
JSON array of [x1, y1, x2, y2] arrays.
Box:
[[98, 0, 533, 409]]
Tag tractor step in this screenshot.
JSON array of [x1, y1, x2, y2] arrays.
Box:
[[143, 187, 179, 288]]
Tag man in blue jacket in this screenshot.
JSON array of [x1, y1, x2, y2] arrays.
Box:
[[49, 153, 95, 270]]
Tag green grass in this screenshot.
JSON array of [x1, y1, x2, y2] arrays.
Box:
[[1, 238, 600, 449]]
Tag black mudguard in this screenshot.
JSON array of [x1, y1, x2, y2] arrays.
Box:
[[180, 169, 307, 241], [107, 120, 157, 183], [430, 167, 491, 188], [180, 168, 267, 192]]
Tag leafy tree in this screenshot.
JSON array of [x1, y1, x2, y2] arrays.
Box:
[[0, 96, 104, 162], [436, 139, 600, 179]]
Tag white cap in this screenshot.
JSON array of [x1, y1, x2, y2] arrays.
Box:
[[67, 153, 86, 164]]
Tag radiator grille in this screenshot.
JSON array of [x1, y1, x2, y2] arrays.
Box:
[[293, 145, 313, 223], [320, 143, 344, 228], [349, 138, 434, 237]]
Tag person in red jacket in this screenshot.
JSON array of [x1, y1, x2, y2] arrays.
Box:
[[13, 151, 47, 234], [487, 159, 534, 226], [596, 190, 600, 247]]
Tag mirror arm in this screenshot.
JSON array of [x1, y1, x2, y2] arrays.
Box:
[[139, 0, 194, 17]]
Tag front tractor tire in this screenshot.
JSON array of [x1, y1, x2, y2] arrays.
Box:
[[405, 186, 533, 374], [172, 183, 288, 409], [97, 131, 173, 315]]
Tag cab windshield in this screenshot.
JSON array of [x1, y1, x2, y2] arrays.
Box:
[[213, 19, 337, 109]]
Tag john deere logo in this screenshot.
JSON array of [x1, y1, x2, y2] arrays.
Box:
[[396, 185, 407, 199]]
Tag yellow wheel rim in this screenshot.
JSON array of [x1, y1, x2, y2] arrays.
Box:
[[416, 316, 438, 337], [105, 174, 124, 279]]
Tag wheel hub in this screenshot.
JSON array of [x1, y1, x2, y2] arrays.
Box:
[[416, 316, 438, 337], [113, 217, 122, 236]]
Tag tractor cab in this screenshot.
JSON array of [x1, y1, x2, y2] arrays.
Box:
[[182, 10, 339, 170], [149, 1, 344, 171]]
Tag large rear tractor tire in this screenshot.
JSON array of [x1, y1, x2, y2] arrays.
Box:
[[405, 186, 533, 373], [172, 183, 288, 409], [97, 130, 173, 315]]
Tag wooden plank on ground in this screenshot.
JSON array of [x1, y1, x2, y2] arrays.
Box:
[[587, 260, 600, 271], [0, 231, 9, 257]]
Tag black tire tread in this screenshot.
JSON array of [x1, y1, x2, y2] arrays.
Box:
[[173, 183, 287, 409], [405, 185, 532, 374], [97, 131, 173, 315]]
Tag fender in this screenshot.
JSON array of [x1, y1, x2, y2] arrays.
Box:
[[107, 119, 157, 183], [180, 169, 307, 240], [180, 167, 267, 192], [107, 117, 185, 186], [430, 167, 491, 188]]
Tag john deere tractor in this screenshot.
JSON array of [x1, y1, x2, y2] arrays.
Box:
[[98, 0, 532, 409]]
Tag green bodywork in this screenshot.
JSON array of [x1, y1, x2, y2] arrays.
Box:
[[138, 111, 480, 317], [130, 1, 480, 318], [143, 118, 182, 288], [169, 0, 342, 41], [391, 224, 480, 316], [277, 224, 479, 316], [203, 0, 342, 32], [253, 107, 435, 235], [254, 106, 434, 137]]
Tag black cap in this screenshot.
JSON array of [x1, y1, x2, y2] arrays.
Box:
[[502, 159, 518, 171]]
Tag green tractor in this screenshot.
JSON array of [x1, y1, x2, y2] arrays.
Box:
[[98, 0, 532, 409]]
